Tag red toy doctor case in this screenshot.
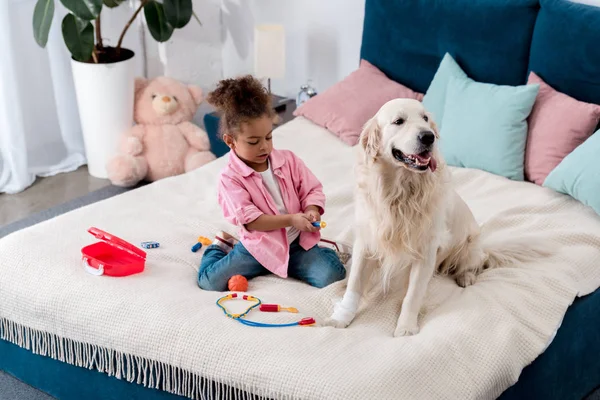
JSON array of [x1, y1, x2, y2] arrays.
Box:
[[81, 227, 146, 277]]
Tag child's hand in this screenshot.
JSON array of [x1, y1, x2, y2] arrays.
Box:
[[306, 206, 321, 222], [291, 213, 318, 232]]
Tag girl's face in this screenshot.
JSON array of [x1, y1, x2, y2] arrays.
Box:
[[224, 114, 274, 171]]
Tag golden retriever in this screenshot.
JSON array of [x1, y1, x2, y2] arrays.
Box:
[[324, 98, 550, 337]]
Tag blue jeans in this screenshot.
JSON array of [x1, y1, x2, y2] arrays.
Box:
[[198, 238, 346, 291]]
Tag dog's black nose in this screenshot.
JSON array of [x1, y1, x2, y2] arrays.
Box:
[[418, 131, 435, 146]]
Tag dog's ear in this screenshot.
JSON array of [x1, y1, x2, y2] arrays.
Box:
[[360, 116, 381, 160], [427, 112, 440, 138]]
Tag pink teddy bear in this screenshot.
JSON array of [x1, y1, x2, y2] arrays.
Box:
[[107, 76, 216, 187]]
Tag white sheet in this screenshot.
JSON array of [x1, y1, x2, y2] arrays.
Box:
[[1, 117, 600, 400]]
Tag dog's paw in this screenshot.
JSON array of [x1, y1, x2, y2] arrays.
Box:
[[323, 297, 357, 328], [455, 271, 477, 288], [394, 324, 420, 337], [322, 317, 350, 329]]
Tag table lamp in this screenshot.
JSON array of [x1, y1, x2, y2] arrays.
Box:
[[254, 24, 288, 112]]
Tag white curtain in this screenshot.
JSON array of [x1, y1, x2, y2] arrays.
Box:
[[0, 0, 86, 194]]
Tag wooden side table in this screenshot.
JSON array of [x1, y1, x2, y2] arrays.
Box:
[[203, 97, 297, 158]]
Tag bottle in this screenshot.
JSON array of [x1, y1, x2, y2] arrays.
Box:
[[296, 80, 318, 107]]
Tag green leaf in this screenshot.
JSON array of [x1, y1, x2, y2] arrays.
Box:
[[62, 14, 94, 61], [144, 1, 174, 42], [163, 0, 192, 29], [103, 0, 124, 7], [33, 0, 55, 47], [60, 0, 102, 20]]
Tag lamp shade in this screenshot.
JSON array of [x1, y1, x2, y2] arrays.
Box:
[[254, 24, 285, 79]]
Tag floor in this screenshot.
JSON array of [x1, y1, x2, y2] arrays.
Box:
[[0, 166, 110, 227], [0, 371, 53, 400]]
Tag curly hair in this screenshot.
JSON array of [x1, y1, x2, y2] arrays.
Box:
[[206, 75, 273, 138]]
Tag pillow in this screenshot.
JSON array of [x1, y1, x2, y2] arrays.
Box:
[[544, 130, 600, 216], [422, 53, 467, 129], [439, 76, 539, 181], [292, 60, 423, 146], [528, 0, 600, 105], [525, 72, 600, 186]]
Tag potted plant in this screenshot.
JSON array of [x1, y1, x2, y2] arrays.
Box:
[[32, 0, 200, 178]]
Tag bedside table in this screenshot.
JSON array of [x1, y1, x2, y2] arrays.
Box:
[[203, 97, 297, 158]]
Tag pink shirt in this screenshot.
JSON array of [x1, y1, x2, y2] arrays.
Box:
[[217, 149, 325, 277]]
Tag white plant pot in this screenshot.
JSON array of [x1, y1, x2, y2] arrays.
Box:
[[71, 50, 136, 179]]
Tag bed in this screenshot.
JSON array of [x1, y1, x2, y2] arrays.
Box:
[[2, 0, 600, 399]]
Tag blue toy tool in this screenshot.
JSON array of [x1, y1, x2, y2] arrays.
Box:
[[191, 236, 212, 252], [312, 221, 327, 228]]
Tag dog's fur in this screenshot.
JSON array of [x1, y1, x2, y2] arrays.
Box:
[[324, 99, 550, 337]]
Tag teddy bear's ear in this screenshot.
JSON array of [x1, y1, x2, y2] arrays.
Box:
[[188, 84, 203, 106], [135, 77, 149, 95]]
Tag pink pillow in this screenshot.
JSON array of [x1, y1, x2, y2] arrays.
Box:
[[525, 72, 600, 185], [293, 60, 424, 146]]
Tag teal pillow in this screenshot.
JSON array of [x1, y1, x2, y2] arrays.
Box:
[[422, 53, 468, 129], [544, 131, 600, 215], [439, 76, 539, 181]]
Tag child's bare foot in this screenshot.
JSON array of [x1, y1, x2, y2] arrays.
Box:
[[213, 231, 238, 252]]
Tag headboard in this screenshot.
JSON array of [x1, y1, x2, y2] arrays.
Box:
[[359, 0, 600, 105]]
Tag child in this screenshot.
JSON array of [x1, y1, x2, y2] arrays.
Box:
[[198, 75, 346, 291]]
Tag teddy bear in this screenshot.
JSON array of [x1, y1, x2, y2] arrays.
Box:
[[107, 76, 216, 187]]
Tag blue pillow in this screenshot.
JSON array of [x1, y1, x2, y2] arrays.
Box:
[[544, 131, 600, 216], [529, 0, 600, 105], [439, 76, 539, 181], [422, 54, 467, 129]]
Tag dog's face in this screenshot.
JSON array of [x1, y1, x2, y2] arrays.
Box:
[[361, 98, 440, 173]]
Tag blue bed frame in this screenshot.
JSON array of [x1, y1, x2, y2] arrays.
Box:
[[2, 0, 600, 398]]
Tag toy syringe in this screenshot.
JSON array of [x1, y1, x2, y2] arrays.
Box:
[[259, 304, 299, 313]]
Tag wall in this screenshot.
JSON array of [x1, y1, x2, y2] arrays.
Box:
[[140, 0, 366, 112], [102, 0, 223, 91], [141, 0, 367, 98], [103, 0, 223, 122], [221, 0, 366, 98], [144, 0, 223, 89]]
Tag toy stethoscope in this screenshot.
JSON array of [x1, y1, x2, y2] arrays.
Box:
[[216, 293, 315, 328]]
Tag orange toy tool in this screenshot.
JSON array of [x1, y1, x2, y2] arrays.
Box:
[[259, 304, 299, 313]]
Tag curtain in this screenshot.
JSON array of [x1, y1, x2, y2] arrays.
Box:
[[0, 0, 88, 194]]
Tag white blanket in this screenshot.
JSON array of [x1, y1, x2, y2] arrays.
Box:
[[1, 117, 600, 400]]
